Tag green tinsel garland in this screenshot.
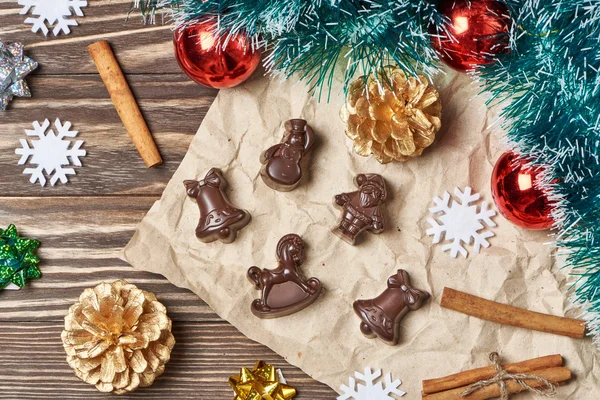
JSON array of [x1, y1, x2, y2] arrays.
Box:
[[479, 1, 600, 343], [0, 225, 41, 290], [137, 0, 447, 97], [137, 0, 600, 343]]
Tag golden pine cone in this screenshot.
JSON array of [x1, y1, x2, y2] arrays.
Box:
[[61, 280, 175, 394], [341, 66, 442, 163]]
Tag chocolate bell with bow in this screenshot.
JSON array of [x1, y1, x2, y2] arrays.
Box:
[[353, 269, 429, 345], [184, 168, 250, 244]]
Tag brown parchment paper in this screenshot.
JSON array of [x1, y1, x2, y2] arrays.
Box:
[[122, 70, 599, 399]]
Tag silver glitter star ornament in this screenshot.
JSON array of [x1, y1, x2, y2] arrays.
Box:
[[0, 42, 38, 111]]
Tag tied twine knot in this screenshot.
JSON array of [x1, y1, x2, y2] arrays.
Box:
[[461, 352, 557, 400]]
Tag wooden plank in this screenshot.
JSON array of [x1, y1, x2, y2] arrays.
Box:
[[0, 196, 222, 322], [0, 265, 218, 322], [0, 74, 217, 196], [0, 0, 182, 75], [0, 321, 337, 399]]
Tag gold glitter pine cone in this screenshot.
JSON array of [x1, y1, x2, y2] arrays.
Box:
[[340, 66, 442, 163], [61, 280, 175, 394]]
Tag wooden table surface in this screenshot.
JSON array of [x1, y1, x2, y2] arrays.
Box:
[[0, 1, 336, 398]]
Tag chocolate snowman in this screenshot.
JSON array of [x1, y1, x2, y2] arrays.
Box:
[[260, 119, 316, 191]]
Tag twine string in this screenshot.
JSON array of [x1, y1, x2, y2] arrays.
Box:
[[461, 352, 557, 400]]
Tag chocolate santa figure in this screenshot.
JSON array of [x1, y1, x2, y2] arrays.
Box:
[[184, 168, 250, 244], [333, 173, 387, 245], [260, 119, 316, 191], [354, 269, 429, 345]]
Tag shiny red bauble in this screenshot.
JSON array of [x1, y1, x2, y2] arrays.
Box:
[[431, 0, 511, 72], [174, 22, 261, 89], [491, 152, 555, 230]]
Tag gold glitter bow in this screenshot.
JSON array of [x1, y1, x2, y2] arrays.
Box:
[[229, 361, 297, 400]]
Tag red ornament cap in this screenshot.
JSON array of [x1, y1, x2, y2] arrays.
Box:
[[431, 0, 511, 72], [174, 22, 261, 89], [491, 152, 555, 230]]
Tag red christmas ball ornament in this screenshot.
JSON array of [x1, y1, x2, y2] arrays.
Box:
[[491, 152, 555, 230], [174, 22, 261, 89], [431, 0, 511, 72]]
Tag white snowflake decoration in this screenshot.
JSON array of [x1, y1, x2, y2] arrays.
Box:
[[16, 119, 86, 187], [18, 0, 87, 36], [338, 367, 406, 400], [427, 187, 497, 258]]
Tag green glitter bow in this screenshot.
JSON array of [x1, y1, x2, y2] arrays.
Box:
[[0, 225, 41, 290]]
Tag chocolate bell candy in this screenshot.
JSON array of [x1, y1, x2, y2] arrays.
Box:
[[184, 168, 250, 244], [260, 119, 316, 191], [333, 173, 387, 245], [247, 234, 322, 318], [353, 269, 428, 345]]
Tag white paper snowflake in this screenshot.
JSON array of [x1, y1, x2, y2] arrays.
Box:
[[18, 0, 87, 36], [427, 187, 497, 258], [338, 367, 406, 400], [16, 119, 86, 187]]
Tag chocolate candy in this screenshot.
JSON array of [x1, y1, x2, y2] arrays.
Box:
[[184, 168, 250, 244], [260, 119, 316, 191], [333, 173, 387, 245], [247, 234, 322, 318], [353, 269, 429, 345]]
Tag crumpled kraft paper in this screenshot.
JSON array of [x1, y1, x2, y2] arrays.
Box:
[[122, 70, 599, 399]]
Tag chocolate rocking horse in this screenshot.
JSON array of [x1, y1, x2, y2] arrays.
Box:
[[184, 168, 250, 244], [247, 234, 322, 318], [353, 269, 429, 345]]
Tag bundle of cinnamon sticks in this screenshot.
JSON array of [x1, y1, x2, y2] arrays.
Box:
[[421, 354, 571, 399]]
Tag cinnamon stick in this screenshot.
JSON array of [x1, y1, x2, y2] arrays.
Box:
[[88, 40, 163, 168], [441, 287, 586, 338], [421, 367, 571, 400], [422, 354, 562, 394]]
